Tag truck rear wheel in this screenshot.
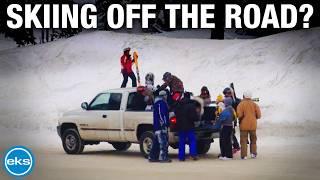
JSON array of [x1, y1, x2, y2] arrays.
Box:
[[62, 128, 84, 154], [111, 142, 131, 151], [139, 131, 154, 158], [197, 141, 211, 155]]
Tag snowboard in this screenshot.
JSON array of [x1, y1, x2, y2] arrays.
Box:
[[133, 51, 141, 86]]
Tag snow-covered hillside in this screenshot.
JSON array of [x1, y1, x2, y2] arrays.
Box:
[[0, 28, 319, 131]]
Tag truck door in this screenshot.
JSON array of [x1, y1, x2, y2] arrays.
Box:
[[102, 92, 122, 140], [83, 93, 122, 141], [123, 92, 149, 141]]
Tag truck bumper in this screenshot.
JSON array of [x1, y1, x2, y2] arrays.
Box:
[[195, 127, 220, 139], [194, 130, 219, 140], [57, 125, 61, 137], [169, 128, 219, 143]]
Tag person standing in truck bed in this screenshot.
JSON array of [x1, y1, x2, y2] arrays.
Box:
[[199, 86, 212, 106], [120, 47, 137, 88], [158, 72, 184, 110]]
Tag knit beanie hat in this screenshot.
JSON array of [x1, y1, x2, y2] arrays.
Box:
[[243, 91, 252, 99], [158, 90, 167, 97], [216, 94, 224, 103]]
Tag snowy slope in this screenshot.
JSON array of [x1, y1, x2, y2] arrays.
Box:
[[0, 28, 319, 130]]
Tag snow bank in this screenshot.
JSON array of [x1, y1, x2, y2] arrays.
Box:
[[0, 28, 320, 131]]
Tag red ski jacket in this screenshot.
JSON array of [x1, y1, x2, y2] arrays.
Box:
[[120, 54, 133, 74]]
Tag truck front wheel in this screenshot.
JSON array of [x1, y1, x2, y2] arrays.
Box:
[[139, 131, 154, 158], [62, 128, 84, 154], [111, 142, 131, 151]]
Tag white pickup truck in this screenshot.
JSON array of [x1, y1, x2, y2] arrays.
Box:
[[57, 88, 219, 157]]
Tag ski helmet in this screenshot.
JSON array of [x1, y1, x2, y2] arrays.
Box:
[[123, 47, 131, 52], [223, 87, 232, 95], [162, 72, 172, 81]]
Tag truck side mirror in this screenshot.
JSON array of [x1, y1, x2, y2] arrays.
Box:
[[81, 102, 89, 110]]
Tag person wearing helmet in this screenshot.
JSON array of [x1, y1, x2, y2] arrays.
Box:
[[120, 47, 137, 88], [149, 90, 171, 163], [223, 87, 241, 154], [223, 87, 241, 109], [159, 72, 184, 103]]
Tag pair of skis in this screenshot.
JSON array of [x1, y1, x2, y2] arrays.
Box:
[[133, 51, 141, 86], [230, 83, 260, 102]]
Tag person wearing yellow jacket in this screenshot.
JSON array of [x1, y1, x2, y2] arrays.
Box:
[[215, 94, 224, 116], [237, 91, 262, 160]]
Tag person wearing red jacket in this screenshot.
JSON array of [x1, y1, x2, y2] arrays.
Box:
[[120, 47, 137, 88]]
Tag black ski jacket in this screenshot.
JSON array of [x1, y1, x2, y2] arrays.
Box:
[[175, 98, 200, 131]]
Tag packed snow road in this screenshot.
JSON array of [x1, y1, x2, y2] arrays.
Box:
[[0, 128, 320, 180]]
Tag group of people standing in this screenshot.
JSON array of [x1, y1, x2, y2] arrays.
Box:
[[211, 87, 261, 160], [148, 72, 201, 162], [119, 47, 262, 163]]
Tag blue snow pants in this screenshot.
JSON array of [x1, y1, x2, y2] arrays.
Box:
[[149, 130, 169, 161], [178, 129, 197, 160]]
